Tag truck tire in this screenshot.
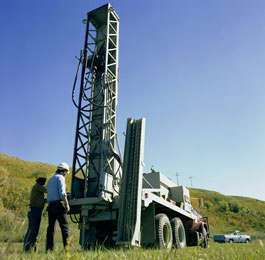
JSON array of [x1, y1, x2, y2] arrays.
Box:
[[170, 217, 186, 249], [229, 239, 233, 244], [201, 227, 209, 248], [155, 213, 173, 249], [245, 239, 250, 243]]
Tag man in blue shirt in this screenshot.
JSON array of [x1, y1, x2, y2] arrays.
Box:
[[46, 162, 70, 251]]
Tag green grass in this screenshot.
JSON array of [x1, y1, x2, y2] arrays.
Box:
[[1, 240, 265, 260]]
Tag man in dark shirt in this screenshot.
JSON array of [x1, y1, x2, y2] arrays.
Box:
[[23, 172, 47, 252]]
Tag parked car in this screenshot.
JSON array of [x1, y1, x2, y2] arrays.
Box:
[[213, 230, 251, 243]]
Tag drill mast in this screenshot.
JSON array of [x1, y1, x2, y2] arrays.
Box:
[[71, 4, 120, 202]]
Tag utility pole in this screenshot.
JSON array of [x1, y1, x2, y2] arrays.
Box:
[[175, 172, 179, 186], [189, 176, 193, 188]]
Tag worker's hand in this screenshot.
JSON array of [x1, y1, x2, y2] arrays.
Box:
[[63, 196, 70, 212], [66, 204, 70, 212]]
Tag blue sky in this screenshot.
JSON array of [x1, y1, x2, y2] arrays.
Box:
[[1, 0, 265, 201]]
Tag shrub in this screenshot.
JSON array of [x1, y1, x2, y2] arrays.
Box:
[[217, 200, 229, 212], [229, 201, 240, 213], [204, 201, 213, 210], [212, 196, 221, 203]]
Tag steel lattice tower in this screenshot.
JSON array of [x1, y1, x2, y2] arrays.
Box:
[[71, 4, 120, 202]]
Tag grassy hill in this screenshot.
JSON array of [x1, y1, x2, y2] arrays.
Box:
[[0, 153, 265, 243], [189, 189, 265, 237]]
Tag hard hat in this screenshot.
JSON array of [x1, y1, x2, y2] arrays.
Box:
[[58, 162, 70, 173], [36, 172, 47, 179]]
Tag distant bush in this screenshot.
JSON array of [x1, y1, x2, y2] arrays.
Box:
[[204, 201, 213, 209], [217, 200, 229, 212], [241, 207, 256, 216], [229, 201, 240, 213], [212, 196, 221, 203]]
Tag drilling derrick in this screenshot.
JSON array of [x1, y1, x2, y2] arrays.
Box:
[[69, 3, 209, 250], [70, 4, 121, 247], [71, 4, 120, 202]]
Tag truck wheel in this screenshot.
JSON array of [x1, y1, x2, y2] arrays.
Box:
[[170, 217, 186, 249], [155, 213, 173, 249], [201, 227, 209, 248], [229, 239, 233, 244], [245, 239, 250, 243]]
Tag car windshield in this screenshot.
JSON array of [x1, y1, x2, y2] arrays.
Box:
[[227, 231, 240, 235]]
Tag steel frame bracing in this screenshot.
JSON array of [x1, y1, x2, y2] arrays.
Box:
[[71, 4, 120, 202]]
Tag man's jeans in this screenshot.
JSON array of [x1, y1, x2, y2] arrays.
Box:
[[24, 207, 42, 252]]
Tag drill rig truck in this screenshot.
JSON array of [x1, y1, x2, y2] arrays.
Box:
[[69, 3, 209, 250]]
